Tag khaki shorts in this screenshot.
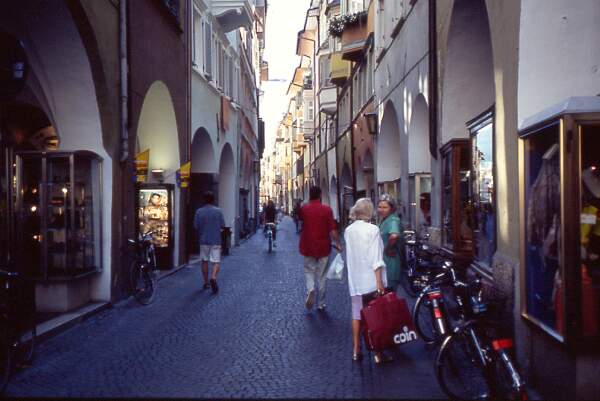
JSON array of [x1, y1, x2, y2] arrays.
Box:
[[199, 245, 221, 263]]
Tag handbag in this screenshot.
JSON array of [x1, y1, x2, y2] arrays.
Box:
[[360, 292, 417, 351]]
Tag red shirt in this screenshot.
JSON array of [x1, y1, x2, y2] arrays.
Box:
[[299, 200, 337, 258]]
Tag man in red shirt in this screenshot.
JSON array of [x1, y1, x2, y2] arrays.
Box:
[[299, 186, 342, 311]]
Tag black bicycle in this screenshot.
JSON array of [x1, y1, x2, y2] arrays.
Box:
[[402, 231, 444, 297], [435, 306, 528, 400], [0, 269, 36, 393], [128, 230, 158, 305]]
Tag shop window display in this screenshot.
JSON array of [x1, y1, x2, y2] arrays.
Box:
[[135, 184, 173, 269], [578, 125, 599, 338], [468, 110, 496, 268], [441, 139, 473, 256], [523, 124, 562, 336], [408, 174, 431, 235], [16, 151, 102, 279]]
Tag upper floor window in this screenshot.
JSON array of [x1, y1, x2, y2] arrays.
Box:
[[342, 0, 367, 14]]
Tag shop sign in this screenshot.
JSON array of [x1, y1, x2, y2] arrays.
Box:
[[135, 149, 150, 183], [176, 161, 191, 188]]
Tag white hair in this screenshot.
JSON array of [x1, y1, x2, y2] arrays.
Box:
[[349, 198, 374, 222]]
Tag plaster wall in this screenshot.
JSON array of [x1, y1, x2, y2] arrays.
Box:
[[518, 0, 600, 126], [374, 0, 429, 222]]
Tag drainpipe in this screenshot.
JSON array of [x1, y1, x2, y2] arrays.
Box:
[[428, 0, 438, 160], [119, 0, 129, 162]]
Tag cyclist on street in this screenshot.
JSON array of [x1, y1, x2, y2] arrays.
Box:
[[264, 200, 278, 247]]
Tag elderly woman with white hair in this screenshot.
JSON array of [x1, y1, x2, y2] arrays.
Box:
[[344, 197, 391, 364]]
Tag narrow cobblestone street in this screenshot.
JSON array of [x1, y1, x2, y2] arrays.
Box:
[[7, 217, 445, 399]]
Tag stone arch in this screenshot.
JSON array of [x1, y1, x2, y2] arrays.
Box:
[[191, 127, 216, 173], [0, 1, 114, 301], [136, 80, 181, 181], [378, 101, 402, 182], [441, 0, 495, 144], [408, 94, 430, 173], [218, 143, 236, 228]]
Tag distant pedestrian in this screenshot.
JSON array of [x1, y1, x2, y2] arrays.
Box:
[[378, 194, 402, 290], [193, 191, 225, 294], [344, 198, 391, 364], [292, 199, 303, 233], [299, 186, 342, 311]]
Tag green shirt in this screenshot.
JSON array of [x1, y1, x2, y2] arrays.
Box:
[[379, 214, 402, 285]]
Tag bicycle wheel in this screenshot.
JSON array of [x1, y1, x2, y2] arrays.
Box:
[[130, 261, 156, 305], [0, 328, 11, 394], [413, 293, 436, 344], [494, 350, 528, 400], [400, 259, 418, 298], [268, 235, 272, 253], [436, 326, 491, 400]]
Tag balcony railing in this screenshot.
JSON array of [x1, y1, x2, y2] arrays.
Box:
[[330, 52, 351, 86]]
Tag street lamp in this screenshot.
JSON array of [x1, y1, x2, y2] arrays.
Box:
[[364, 112, 378, 136]]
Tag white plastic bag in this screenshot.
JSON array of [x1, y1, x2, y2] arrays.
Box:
[[326, 253, 345, 281]]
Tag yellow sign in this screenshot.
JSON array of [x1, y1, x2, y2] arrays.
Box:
[[135, 149, 150, 183], [178, 161, 191, 188]]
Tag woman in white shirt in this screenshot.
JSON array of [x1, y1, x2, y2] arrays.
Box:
[[344, 198, 390, 363]]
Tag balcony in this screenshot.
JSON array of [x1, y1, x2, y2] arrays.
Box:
[[211, 0, 253, 32], [329, 2, 374, 62], [319, 86, 337, 114], [330, 52, 351, 86]]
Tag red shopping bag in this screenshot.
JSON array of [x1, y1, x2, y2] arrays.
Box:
[[360, 292, 417, 351]]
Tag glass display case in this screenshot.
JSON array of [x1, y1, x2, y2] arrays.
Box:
[[15, 151, 102, 279], [440, 139, 473, 258], [519, 97, 600, 344], [136, 183, 173, 269], [408, 174, 431, 235]]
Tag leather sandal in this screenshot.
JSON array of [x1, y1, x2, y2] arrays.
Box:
[[374, 353, 393, 364], [352, 352, 363, 361]]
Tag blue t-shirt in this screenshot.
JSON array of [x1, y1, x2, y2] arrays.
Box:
[[193, 205, 225, 246]]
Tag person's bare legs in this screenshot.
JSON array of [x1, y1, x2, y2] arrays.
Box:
[[352, 319, 361, 354], [211, 263, 220, 280], [201, 261, 209, 285]]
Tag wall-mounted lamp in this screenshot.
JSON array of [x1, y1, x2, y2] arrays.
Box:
[[151, 169, 165, 182], [364, 112, 378, 136]]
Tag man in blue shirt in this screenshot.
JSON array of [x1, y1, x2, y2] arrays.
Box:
[[193, 191, 225, 294]]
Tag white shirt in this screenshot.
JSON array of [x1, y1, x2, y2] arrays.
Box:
[[344, 220, 387, 296]]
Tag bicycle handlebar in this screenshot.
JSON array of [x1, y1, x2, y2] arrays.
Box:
[[0, 269, 18, 278]]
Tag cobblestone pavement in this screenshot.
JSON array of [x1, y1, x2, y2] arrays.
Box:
[[7, 217, 446, 399]]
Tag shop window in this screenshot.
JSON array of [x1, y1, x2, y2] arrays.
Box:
[[519, 97, 600, 343], [136, 184, 173, 269], [408, 173, 431, 235], [441, 139, 473, 257], [579, 125, 600, 339], [468, 108, 496, 268], [16, 151, 102, 279]]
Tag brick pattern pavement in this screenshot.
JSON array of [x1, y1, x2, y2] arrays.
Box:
[[6, 217, 445, 399]]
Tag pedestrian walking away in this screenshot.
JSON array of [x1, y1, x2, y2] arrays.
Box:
[[193, 191, 225, 294], [378, 194, 402, 291], [298, 186, 342, 312], [344, 197, 391, 364]]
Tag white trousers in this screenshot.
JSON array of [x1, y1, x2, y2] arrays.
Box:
[[304, 256, 329, 307]]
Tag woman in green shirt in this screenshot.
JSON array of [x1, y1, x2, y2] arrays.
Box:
[[377, 194, 402, 289]]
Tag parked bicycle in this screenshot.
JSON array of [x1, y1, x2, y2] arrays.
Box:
[[402, 230, 444, 297], [128, 230, 158, 305], [435, 297, 528, 400], [0, 269, 36, 393], [264, 222, 276, 253]]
